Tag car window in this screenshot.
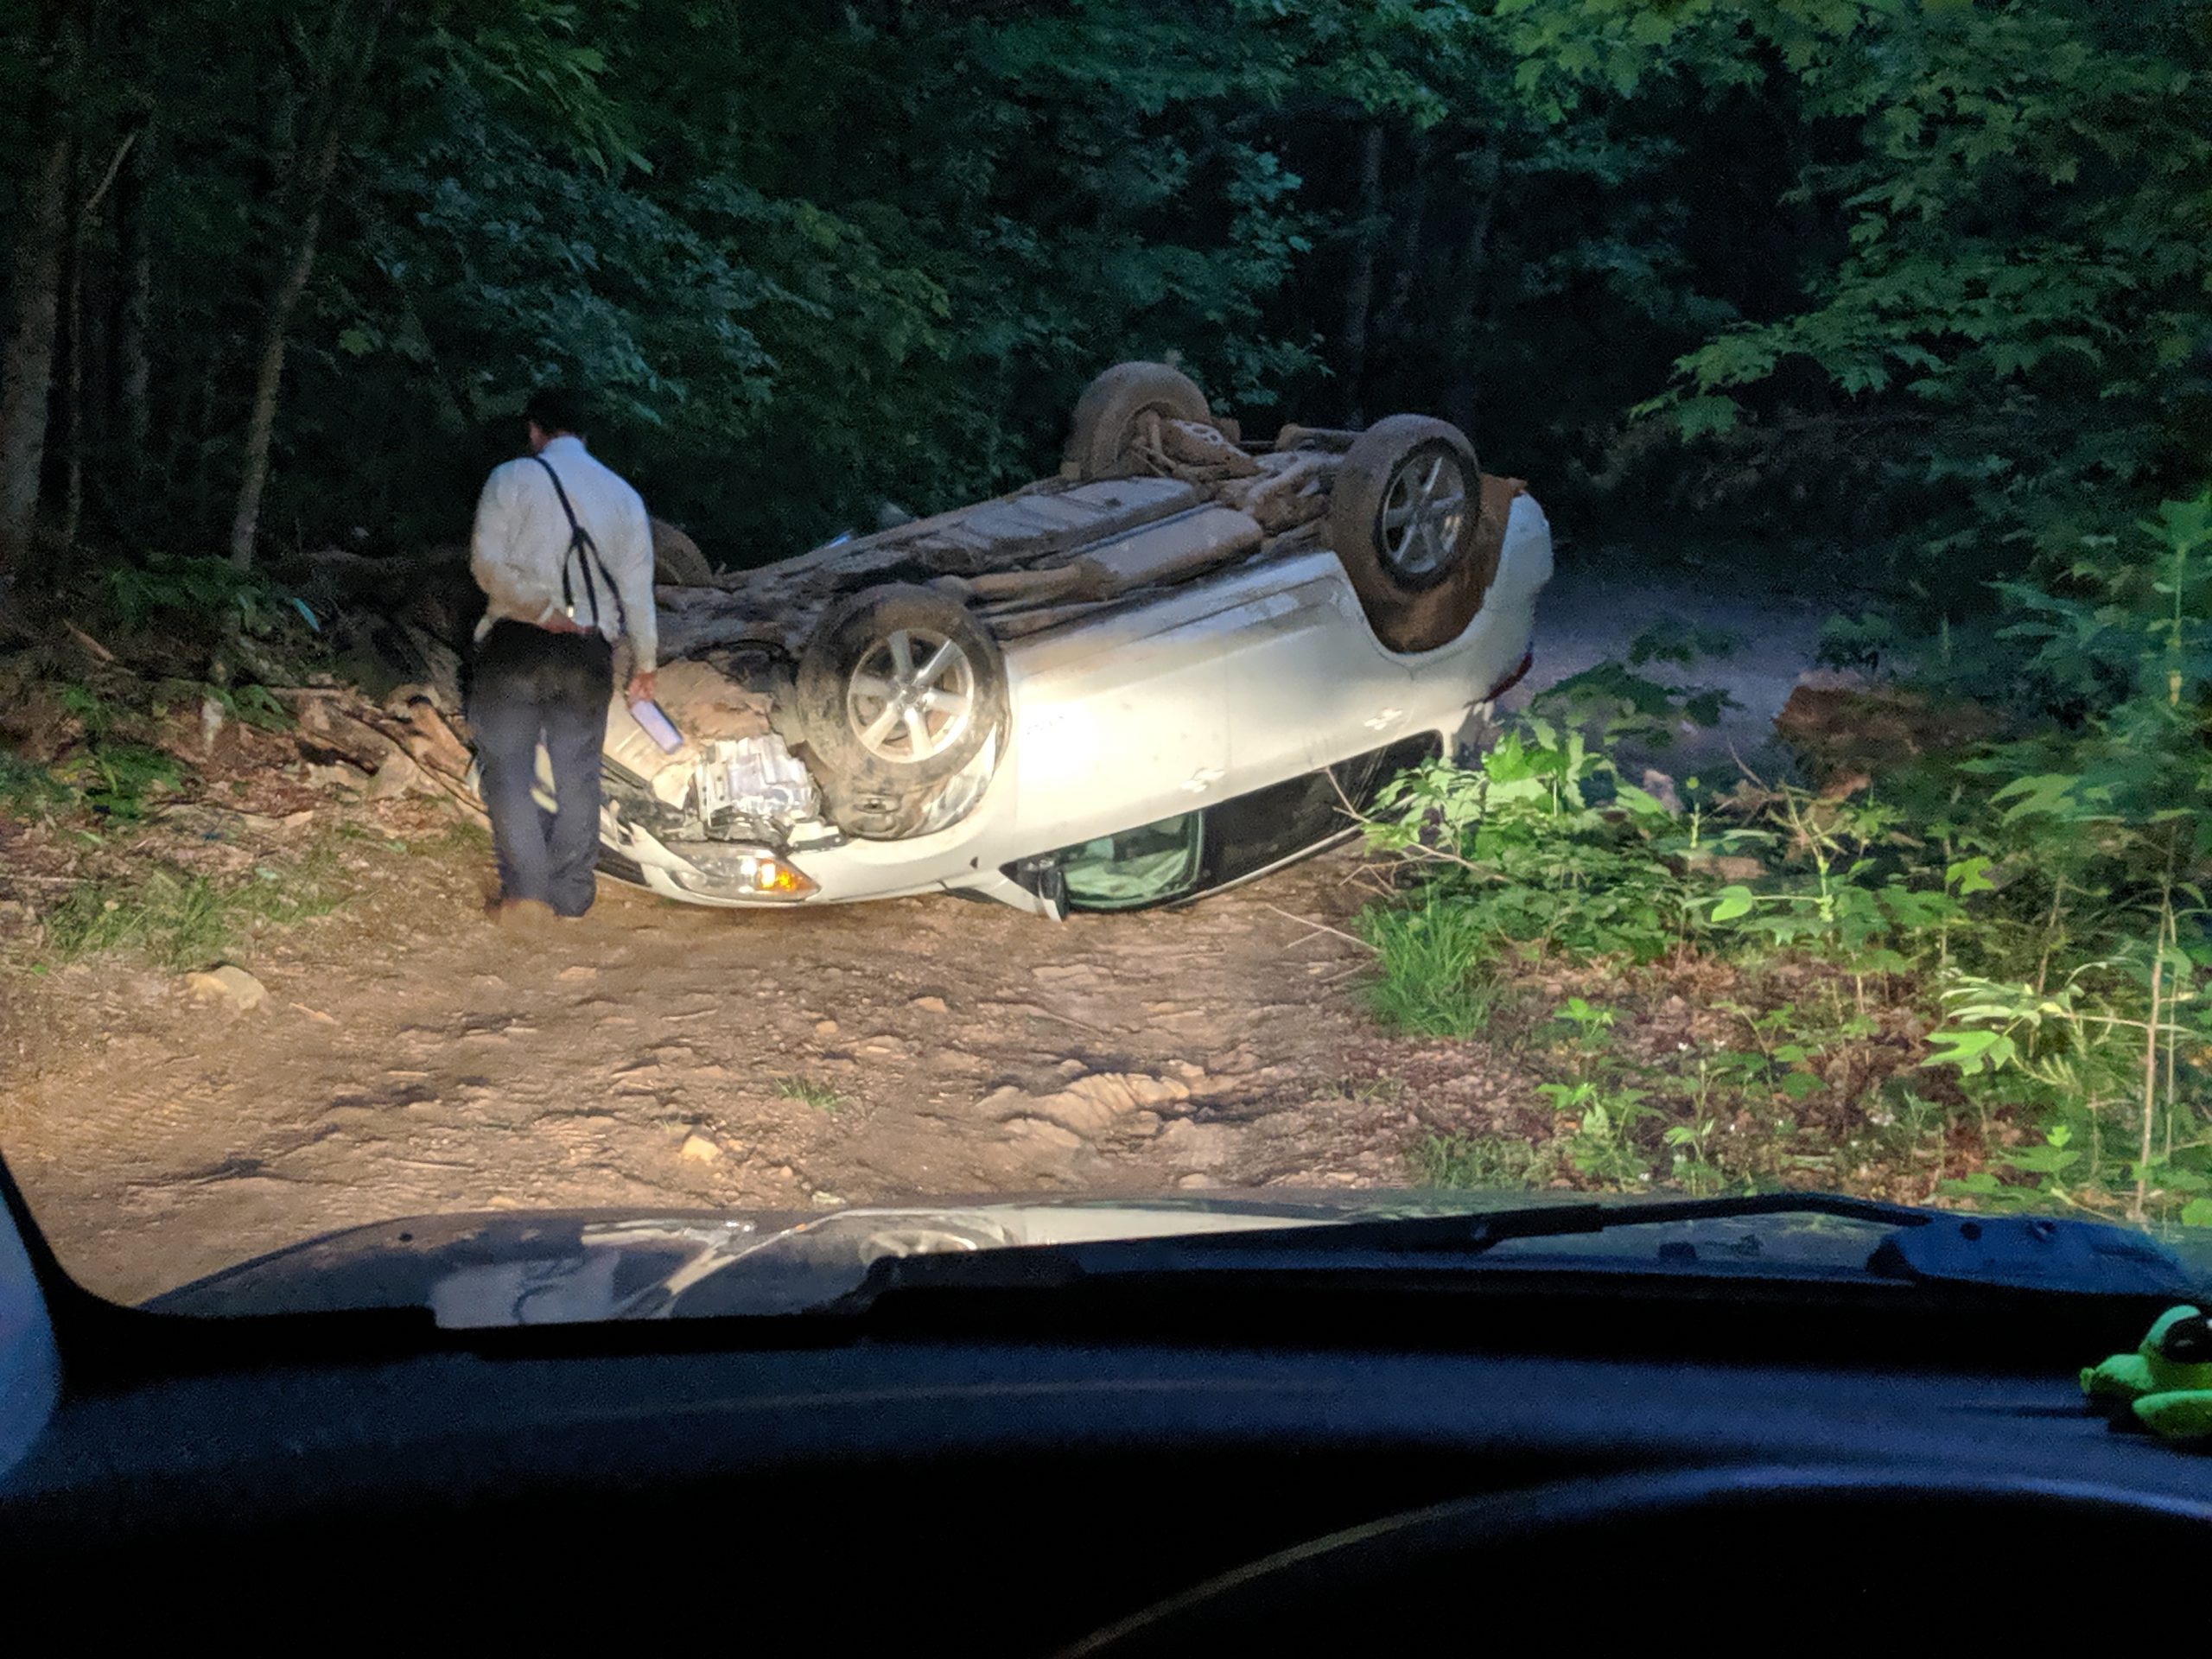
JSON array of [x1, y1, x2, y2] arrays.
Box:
[[1208, 734, 1441, 887], [1059, 812, 1205, 910]]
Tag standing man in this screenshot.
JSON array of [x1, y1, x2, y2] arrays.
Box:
[[468, 388, 658, 925]]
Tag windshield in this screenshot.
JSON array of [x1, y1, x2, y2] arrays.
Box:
[[3, 1, 2210, 1328]]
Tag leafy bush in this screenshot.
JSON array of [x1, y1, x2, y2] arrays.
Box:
[[99, 553, 311, 639], [1359, 493, 2212, 1227]]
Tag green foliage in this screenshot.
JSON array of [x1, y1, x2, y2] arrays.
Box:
[[1530, 660, 1735, 747], [773, 1075, 843, 1113], [0, 753, 72, 817], [38, 858, 344, 973], [99, 555, 304, 638], [1628, 614, 1737, 669], [1363, 722, 1750, 970], [59, 743, 182, 821], [1359, 899, 1499, 1037], [37, 684, 188, 819], [1410, 1131, 1557, 1191], [1365, 484, 2212, 1225], [13, 0, 2207, 576]]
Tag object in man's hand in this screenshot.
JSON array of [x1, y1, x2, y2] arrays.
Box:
[[630, 698, 683, 755]]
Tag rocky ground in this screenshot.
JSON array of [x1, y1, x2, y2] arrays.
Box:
[[2, 824, 1560, 1304]]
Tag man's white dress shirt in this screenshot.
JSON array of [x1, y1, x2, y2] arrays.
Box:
[[470, 434, 657, 672]]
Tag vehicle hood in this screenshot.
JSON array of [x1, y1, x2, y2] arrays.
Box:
[[139, 1189, 2094, 1327], [147, 1193, 1482, 1326]]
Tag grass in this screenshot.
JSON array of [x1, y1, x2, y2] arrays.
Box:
[[774, 1075, 844, 1113], [0, 752, 73, 817], [1410, 1132, 1556, 1191], [36, 854, 346, 972], [1360, 899, 1499, 1038]]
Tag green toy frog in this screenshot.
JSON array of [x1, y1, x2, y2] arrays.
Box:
[[2082, 1305, 2212, 1441]]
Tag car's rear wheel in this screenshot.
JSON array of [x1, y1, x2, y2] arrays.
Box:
[[1065, 362, 1212, 481], [1327, 415, 1493, 653], [793, 584, 1008, 840]]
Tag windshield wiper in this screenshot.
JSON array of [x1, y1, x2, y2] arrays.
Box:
[[829, 1192, 2199, 1311]]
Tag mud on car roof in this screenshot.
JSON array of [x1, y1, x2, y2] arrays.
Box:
[[653, 361, 1526, 663]]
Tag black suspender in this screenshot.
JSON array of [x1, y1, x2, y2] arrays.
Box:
[[531, 455, 627, 637]]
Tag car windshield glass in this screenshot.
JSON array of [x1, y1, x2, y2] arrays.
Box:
[[3, 1, 2210, 1334], [1058, 813, 1206, 910]]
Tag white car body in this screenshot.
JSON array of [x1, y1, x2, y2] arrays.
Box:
[[594, 492, 1552, 915]]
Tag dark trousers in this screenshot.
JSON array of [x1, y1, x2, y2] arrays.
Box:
[[469, 620, 614, 916]]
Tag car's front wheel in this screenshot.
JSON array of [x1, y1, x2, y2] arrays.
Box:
[[792, 583, 1009, 840]]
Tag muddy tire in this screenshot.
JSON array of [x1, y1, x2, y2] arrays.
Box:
[[1064, 362, 1211, 480], [793, 584, 1007, 840], [1327, 415, 1491, 654], [651, 518, 714, 585]]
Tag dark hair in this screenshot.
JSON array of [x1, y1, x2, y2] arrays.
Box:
[[524, 387, 586, 435]]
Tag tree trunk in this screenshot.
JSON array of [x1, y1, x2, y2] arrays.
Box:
[[227, 200, 324, 568], [60, 211, 85, 550], [226, 0, 392, 569], [1372, 128, 1432, 398], [60, 130, 130, 550], [1338, 123, 1386, 429], [1444, 145, 1503, 443], [0, 127, 74, 586], [118, 114, 156, 469]]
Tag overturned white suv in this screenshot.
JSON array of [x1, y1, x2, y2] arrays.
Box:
[[578, 363, 1552, 918]]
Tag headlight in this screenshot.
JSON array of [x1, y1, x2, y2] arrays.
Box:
[[671, 846, 818, 900]]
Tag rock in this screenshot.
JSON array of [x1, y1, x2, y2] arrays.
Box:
[[400, 702, 473, 777], [302, 760, 369, 793], [1773, 683, 1999, 785], [810, 1191, 847, 1211], [1638, 768, 1684, 815], [364, 751, 423, 800], [557, 964, 598, 982], [912, 995, 949, 1014], [183, 964, 267, 1012], [678, 1133, 721, 1163], [1007, 1116, 1084, 1150], [1177, 1173, 1223, 1191], [814, 1019, 840, 1037], [1033, 963, 1103, 988], [280, 809, 315, 830], [1031, 1071, 1191, 1137], [1156, 1117, 1236, 1170]]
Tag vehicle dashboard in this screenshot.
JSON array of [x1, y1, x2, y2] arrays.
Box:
[[6, 1279, 2208, 1644]]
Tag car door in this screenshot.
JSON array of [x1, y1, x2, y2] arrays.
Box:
[[1210, 554, 1421, 789], [1002, 598, 1233, 849]]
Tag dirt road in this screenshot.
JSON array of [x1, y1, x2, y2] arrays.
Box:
[[2, 829, 1549, 1305], [0, 563, 1828, 1306]]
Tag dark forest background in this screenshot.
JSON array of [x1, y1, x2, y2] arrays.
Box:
[[3, 0, 2205, 593]]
